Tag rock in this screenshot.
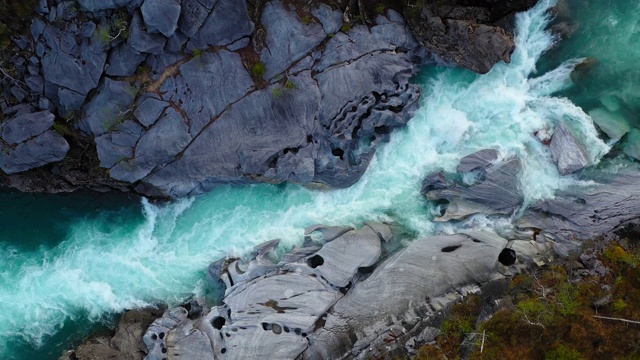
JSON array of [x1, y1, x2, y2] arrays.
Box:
[[77, 78, 138, 137], [189, 0, 253, 48], [141, 0, 181, 37], [305, 232, 507, 359], [550, 122, 589, 175], [589, 108, 629, 141], [310, 226, 381, 287], [133, 95, 168, 128], [77, 0, 132, 11], [1, 110, 55, 145], [424, 150, 523, 221], [259, 1, 325, 79], [404, 0, 537, 73], [304, 224, 354, 242], [623, 129, 640, 161], [178, 0, 213, 37], [110, 107, 191, 182], [0, 130, 69, 174], [312, 4, 343, 35], [106, 43, 147, 77], [41, 26, 107, 99], [159, 50, 254, 136], [517, 164, 640, 254]]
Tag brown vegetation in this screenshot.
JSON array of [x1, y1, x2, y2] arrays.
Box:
[[411, 238, 640, 360]]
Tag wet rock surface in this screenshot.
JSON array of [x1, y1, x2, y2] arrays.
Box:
[[131, 223, 509, 360], [404, 0, 538, 73]]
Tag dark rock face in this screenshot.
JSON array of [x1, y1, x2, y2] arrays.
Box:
[[1, 0, 427, 197], [404, 0, 537, 73]]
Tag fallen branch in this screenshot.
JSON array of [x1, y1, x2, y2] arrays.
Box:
[[481, 330, 486, 353], [593, 315, 640, 325]]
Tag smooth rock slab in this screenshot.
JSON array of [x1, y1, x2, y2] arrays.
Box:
[[190, 0, 253, 48], [550, 122, 589, 175]]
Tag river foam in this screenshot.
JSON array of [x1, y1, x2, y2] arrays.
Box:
[[0, 0, 614, 357]]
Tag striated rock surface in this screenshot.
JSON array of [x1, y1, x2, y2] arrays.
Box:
[[549, 122, 589, 175], [135, 223, 509, 360], [422, 149, 524, 221], [0, 0, 428, 197]]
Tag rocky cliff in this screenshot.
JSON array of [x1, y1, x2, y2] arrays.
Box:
[[0, 0, 535, 198]]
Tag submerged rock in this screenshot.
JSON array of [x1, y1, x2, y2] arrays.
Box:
[[404, 0, 537, 73]]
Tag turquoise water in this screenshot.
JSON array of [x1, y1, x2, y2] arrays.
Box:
[[1, 0, 636, 358]]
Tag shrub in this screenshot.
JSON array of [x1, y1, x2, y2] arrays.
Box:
[[251, 62, 266, 79]]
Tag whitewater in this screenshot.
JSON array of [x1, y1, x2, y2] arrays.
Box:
[[0, 0, 617, 357]]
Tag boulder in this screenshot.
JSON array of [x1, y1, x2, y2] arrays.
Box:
[[189, 0, 253, 48], [588, 108, 629, 141], [623, 129, 640, 161], [0, 130, 69, 174], [141, 0, 181, 37], [549, 122, 589, 175], [259, 1, 325, 79], [424, 150, 523, 221], [128, 13, 167, 55], [77, 0, 132, 11]]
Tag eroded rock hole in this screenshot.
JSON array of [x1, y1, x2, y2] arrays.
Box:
[[272, 323, 282, 334], [212, 316, 226, 330], [159, 332, 165, 339], [374, 125, 390, 135], [294, 328, 302, 335], [161, 347, 167, 354], [283, 326, 290, 333], [151, 334, 158, 340], [307, 255, 324, 268], [261, 322, 272, 331], [221, 348, 227, 354], [332, 148, 344, 159], [498, 248, 517, 266], [441, 245, 461, 253], [358, 265, 375, 275]]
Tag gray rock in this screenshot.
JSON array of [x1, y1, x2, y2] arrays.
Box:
[[305, 232, 507, 359], [424, 150, 523, 221], [589, 108, 629, 142], [0, 130, 69, 174], [58, 88, 86, 113], [110, 107, 191, 182], [25, 75, 44, 94], [517, 163, 640, 254], [133, 95, 168, 128], [77, 0, 132, 11], [2, 110, 55, 145], [304, 224, 354, 242], [259, 1, 325, 79], [190, 0, 253, 48], [159, 50, 253, 136], [141, 0, 182, 37], [178, 0, 214, 37], [41, 26, 107, 97], [311, 226, 381, 287], [106, 43, 147, 77], [142, 71, 318, 197], [550, 122, 589, 175], [623, 129, 640, 161], [77, 78, 138, 136], [128, 13, 167, 54], [403, 1, 536, 73], [79, 22, 97, 38], [312, 4, 343, 35]]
